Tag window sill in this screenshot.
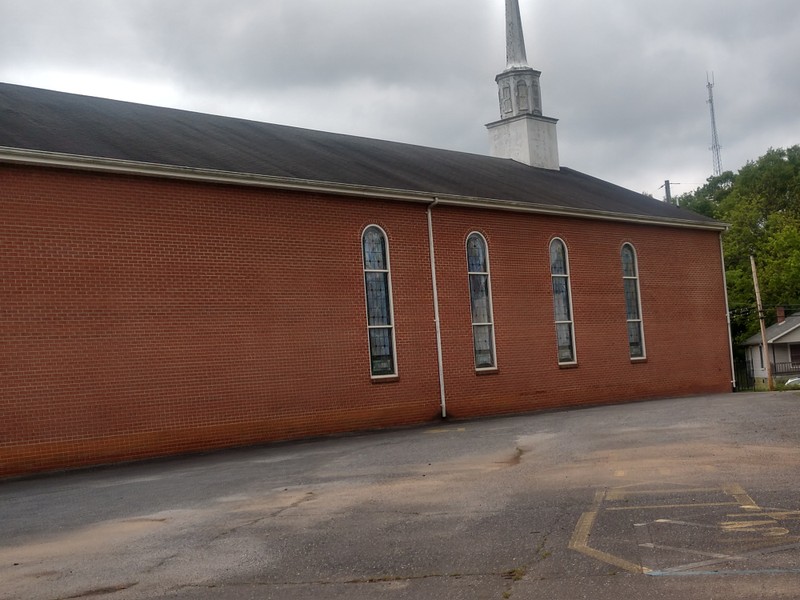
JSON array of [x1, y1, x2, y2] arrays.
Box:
[[558, 362, 579, 369], [371, 375, 400, 384], [630, 357, 648, 364], [475, 367, 499, 376]]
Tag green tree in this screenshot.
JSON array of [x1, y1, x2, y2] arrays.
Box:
[[676, 171, 735, 218], [680, 146, 800, 345]]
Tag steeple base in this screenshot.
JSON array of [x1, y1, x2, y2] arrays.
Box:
[[486, 113, 559, 170]]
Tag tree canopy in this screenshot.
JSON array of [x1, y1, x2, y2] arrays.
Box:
[[677, 145, 800, 345]]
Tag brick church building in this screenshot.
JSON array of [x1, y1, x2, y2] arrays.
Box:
[[0, 2, 734, 477]]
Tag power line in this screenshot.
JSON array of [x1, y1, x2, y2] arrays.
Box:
[[729, 304, 800, 317]]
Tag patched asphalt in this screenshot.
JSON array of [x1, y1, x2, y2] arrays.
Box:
[[2, 392, 800, 599]]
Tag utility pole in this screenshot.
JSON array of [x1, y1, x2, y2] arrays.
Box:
[[707, 74, 723, 177], [750, 255, 774, 390], [660, 180, 683, 205]]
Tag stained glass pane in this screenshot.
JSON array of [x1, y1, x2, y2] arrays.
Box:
[[363, 227, 387, 270], [628, 322, 644, 358], [556, 323, 574, 362], [365, 272, 391, 326], [552, 276, 571, 322], [467, 235, 487, 273], [550, 240, 567, 275], [469, 274, 490, 323], [473, 325, 495, 368], [624, 279, 640, 320], [621, 245, 636, 277], [369, 328, 395, 376]]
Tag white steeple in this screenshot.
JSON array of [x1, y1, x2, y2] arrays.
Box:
[[505, 0, 528, 68], [486, 0, 559, 170]]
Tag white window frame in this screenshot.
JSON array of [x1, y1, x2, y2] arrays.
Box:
[[621, 243, 646, 360], [466, 232, 497, 371], [549, 238, 577, 365], [362, 225, 398, 378]]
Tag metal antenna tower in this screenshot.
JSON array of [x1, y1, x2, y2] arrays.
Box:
[[706, 73, 723, 176]]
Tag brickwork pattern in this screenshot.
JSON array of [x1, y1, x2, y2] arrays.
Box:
[[432, 206, 732, 418], [1, 165, 732, 477]]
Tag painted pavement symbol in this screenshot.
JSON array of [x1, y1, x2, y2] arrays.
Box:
[[569, 482, 800, 576]]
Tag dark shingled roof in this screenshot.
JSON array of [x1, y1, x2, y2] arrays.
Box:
[[0, 82, 719, 227]]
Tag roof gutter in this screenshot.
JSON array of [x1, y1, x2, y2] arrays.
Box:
[[0, 147, 727, 232]]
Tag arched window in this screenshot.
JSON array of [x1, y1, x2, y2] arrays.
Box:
[[621, 243, 645, 359], [362, 226, 396, 377], [550, 238, 576, 364], [466, 233, 496, 369]]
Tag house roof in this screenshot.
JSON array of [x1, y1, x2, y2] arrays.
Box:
[[0, 82, 723, 230], [743, 314, 800, 345]]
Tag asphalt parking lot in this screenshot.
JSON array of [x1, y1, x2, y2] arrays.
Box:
[[2, 392, 800, 599]]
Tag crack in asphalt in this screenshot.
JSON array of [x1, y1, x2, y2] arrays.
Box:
[[208, 492, 318, 542], [140, 493, 319, 578], [168, 570, 515, 591], [60, 582, 139, 599]]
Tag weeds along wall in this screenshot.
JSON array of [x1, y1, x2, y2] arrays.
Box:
[[1, 164, 732, 477]]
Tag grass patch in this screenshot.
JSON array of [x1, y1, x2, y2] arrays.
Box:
[[503, 566, 527, 581]]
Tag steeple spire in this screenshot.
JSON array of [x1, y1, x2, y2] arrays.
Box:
[[486, 0, 559, 170], [505, 0, 528, 68]]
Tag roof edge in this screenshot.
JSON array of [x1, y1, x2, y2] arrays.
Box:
[[768, 319, 800, 344], [1, 147, 727, 231], [742, 317, 800, 345]]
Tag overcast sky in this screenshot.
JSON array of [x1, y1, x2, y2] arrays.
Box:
[[2, 0, 798, 198]]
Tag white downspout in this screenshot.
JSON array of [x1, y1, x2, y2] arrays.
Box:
[[720, 233, 736, 390], [427, 198, 447, 417]]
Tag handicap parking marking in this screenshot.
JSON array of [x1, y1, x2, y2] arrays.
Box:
[[647, 541, 800, 576], [606, 501, 740, 511], [569, 489, 650, 574], [570, 482, 800, 576], [637, 542, 732, 559]]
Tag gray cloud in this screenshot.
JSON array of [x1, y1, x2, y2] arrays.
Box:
[[1, 0, 798, 198]]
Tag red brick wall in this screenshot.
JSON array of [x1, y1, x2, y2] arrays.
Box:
[[1, 165, 732, 477], [1, 165, 443, 477], [433, 207, 733, 418]]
